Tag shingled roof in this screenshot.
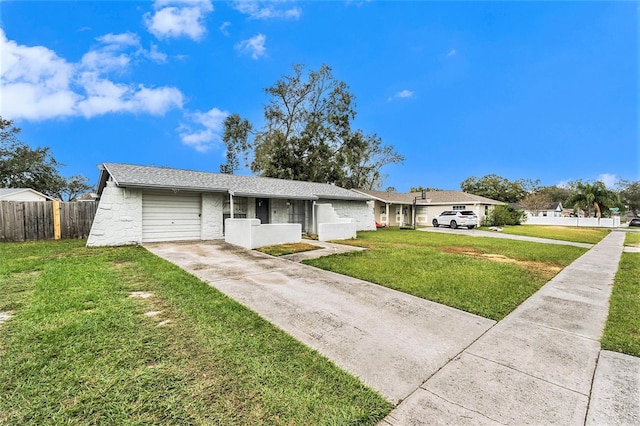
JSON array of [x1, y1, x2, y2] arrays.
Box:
[[353, 188, 503, 205], [98, 163, 371, 201]]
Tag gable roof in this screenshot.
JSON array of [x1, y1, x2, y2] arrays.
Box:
[[0, 188, 55, 201], [353, 188, 504, 205], [98, 163, 371, 201]]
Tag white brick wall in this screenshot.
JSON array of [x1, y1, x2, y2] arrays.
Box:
[[201, 193, 224, 239], [318, 199, 376, 231], [87, 182, 143, 247]]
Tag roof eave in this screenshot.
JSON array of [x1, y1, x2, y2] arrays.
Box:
[[115, 182, 229, 193]]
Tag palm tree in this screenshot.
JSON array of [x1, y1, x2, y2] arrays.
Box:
[[567, 181, 619, 222]]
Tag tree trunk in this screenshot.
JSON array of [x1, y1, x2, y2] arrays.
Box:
[[594, 202, 601, 223]]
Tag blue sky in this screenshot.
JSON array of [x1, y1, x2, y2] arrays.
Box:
[[1, 0, 637, 192]]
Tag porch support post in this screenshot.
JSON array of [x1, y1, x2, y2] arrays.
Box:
[[385, 203, 390, 227], [229, 191, 234, 218]]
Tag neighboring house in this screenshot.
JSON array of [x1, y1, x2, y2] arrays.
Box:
[[77, 192, 99, 202], [353, 189, 504, 227], [87, 163, 375, 247], [520, 202, 564, 218], [0, 188, 55, 202]]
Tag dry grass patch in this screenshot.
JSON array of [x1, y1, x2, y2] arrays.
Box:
[[257, 242, 321, 256], [438, 246, 562, 279]]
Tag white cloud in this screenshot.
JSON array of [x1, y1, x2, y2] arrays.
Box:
[[145, 0, 213, 41], [146, 44, 168, 63], [219, 21, 231, 36], [232, 1, 301, 20], [235, 34, 266, 59], [179, 107, 228, 152], [346, 0, 372, 7], [97, 32, 141, 47], [447, 49, 457, 57], [81, 32, 167, 72], [1, 29, 79, 120], [597, 173, 617, 188], [0, 28, 183, 121], [76, 72, 183, 117], [80, 49, 131, 72], [388, 89, 414, 101]]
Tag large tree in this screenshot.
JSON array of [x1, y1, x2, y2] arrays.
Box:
[[619, 179, 640, 216], [460, 174, 539, 203], [220, 64, 404, 189], [0, 116, 93, 200], [566, 180, 619, 221], [537, 185, 574, 205], [409, 186, 443, 192], [220, 114, 252, 174], [519, 191, 553, 216]]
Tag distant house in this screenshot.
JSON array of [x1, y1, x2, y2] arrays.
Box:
[[0, 188, 55, 202], [352, 189, 504, 227], [87, 163, 375, 247], [520, 202, 564, 218]]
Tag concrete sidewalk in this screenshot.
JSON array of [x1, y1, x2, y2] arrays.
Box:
[[383, 230, 635, 425], [280, 239, 366, 262], [420, 227, 594, 248]]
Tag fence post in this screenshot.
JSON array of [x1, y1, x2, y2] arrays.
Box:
[[53, 200, 61, 240]]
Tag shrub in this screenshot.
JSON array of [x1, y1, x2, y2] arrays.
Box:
[[484, 205, 527, 226]]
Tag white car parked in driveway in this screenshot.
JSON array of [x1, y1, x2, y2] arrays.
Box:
[[432, 210, 478, 229]]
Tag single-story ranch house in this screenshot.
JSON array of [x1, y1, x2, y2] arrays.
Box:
[[87, 163, 375, 247], [353, 189, 504, 227]]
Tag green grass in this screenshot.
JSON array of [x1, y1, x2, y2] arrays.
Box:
[[306, 228, 586, 321], [479, 225, 610, 244], [601, 252, 640, 357], [257, 242, 320, 256], [625, 232, 640, 247], [0, 240, 391, 425]]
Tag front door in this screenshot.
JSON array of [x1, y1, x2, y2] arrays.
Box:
[[256, 198, 270, 224]]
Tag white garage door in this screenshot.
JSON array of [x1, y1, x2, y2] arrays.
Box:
[[142, 192, 202, 242]]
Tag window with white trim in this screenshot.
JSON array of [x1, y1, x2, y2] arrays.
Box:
[[452, 205, 466, 210]]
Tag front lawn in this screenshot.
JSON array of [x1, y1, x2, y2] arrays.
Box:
[[601, 252, 640, 357], [479, 225, 610, 244], [0, 240, 391, 425], [625, 232, 640, 247], [305, 228, 586, 321]]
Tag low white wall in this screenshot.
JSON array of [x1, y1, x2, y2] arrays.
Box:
[[224, 218, 301, 249], [87, 182, 143, 247], [318, 220, 356, 242], [315, 203, 358, 241], [525, 216, 621, 227]]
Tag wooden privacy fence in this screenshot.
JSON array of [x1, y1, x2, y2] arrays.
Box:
[[0, 201, 98, 242]]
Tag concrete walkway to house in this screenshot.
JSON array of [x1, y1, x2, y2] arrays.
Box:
[[383, 230, 639, 425], [420, 226, 594, 248], [280, 239, 366, 262], [146, 231, 639, 425]]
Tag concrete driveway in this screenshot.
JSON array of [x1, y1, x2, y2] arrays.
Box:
[[146, 233, 639, 425], [145, 240, 494, 404]]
